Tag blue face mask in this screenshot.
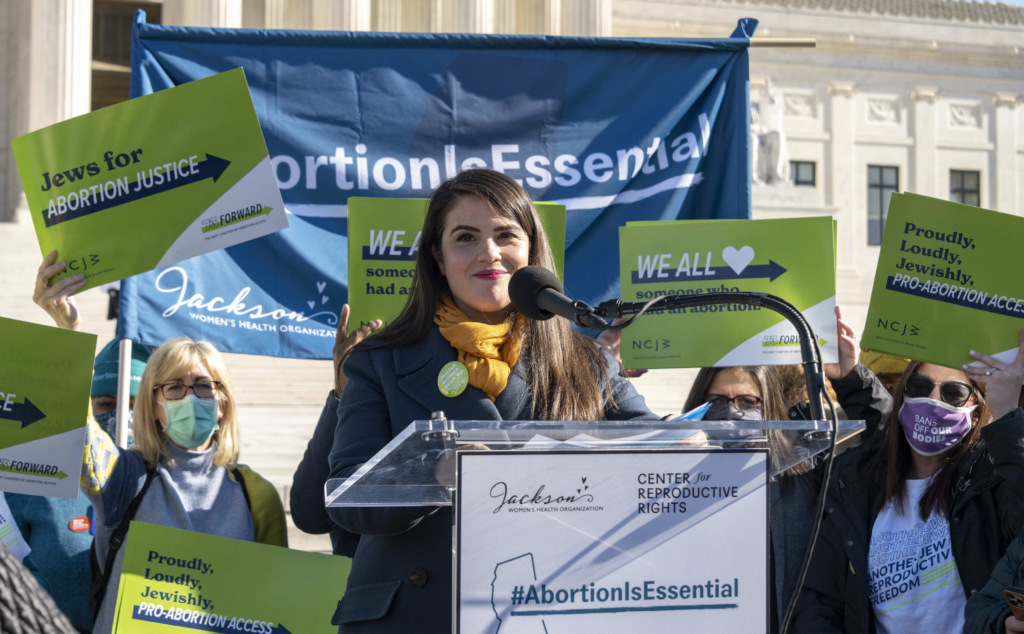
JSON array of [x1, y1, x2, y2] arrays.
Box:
[[93, 409, 135, 448], [160, 395, 219, 449]]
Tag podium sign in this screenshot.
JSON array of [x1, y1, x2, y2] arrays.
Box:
[[455, 449, 768, 633]]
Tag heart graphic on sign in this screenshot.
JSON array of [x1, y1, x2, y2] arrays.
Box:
[[722, 246, 755, 275], [321, 295, 329, 305], [316, 281, 327, 293], [307, 301, 315, 310]]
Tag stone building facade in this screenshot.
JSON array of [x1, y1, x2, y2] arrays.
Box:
[[1, 0, 1020, 552], [3, 0, 1021, 325]]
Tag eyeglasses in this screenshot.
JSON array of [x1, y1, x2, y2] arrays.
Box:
[[705, 394, 763, 410], [904, 373, 974, 407], [155, 380, 221, 400]]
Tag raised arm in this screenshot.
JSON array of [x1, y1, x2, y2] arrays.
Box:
[[32, 251, 86, 330]]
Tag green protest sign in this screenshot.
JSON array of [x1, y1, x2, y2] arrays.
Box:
[[619, 217, 837, 369], [0, 317, 95, 498], [11, 68, 288, 292], [113, 522, 351, 633], [347, 197, 565, 334], [861, 192, 1024, 368]]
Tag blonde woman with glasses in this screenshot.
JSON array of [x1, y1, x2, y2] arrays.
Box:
[[34, 251, 287, 633]]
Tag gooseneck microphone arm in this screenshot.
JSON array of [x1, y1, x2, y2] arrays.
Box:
[[599, 289, 836, 634], [508, 266, 836, 634], [506, 266, 826, 419], [595, 292, 827, 421]]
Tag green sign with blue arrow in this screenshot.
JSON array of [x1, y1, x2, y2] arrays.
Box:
[[10, 68, 288, 292], [619, 217, 838, 369], [0, 316, 95, 498]]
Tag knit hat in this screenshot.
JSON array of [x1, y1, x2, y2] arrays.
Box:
[[860, 349, 911, 376], [91, 339, 153, 398]]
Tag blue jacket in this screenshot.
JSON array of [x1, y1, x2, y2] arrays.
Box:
[[327, 326, 656, 633], [6, 491, 95, 631]]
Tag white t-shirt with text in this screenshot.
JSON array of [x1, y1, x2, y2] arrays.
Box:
[[868, 477, 964, 634]]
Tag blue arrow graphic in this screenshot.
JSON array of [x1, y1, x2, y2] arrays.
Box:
[[44, 154, 232, 228], [631, 260, 787, 284], [0, 397, 46, 428]]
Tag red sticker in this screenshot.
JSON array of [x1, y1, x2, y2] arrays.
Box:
[[69, 516, 91, 533]]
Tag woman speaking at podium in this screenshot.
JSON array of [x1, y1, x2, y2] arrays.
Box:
[[326, 168, 656, 632]]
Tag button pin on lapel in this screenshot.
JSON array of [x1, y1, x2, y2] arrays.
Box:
[[409, 567, 428, 588], [438, 361, 469, 398]]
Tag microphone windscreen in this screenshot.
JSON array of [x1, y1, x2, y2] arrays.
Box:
[[508, 266, 561, 320]]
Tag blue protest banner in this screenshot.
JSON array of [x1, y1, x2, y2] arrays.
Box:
[[119, 12, 753, 358]]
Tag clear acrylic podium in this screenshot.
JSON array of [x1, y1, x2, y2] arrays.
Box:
[[325, 415, 866, 508]]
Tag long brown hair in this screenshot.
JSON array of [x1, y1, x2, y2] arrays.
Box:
[[351, 168, 614, 421], [869, 361, 990, 520], [683, 366, 808, 475]]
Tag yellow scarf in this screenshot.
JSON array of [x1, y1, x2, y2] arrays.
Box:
[[435, 297, 525, 401]]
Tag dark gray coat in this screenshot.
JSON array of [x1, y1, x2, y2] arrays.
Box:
[[326, 326, 656, 633], [770, 363, 893, 633], [793, 408, 1024, 633]]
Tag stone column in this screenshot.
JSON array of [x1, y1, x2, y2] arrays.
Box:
[[27, 0, 93, 132], [162, 0, 241, 27], [311, 0, 371, 30], [374, 0, 402, 31], [910, 86, 940, 197], [828, 81, 857, 273], [4, 0, 92, 221], [561, 0, 611, 36], [426, 0, 445, 32], [1, 3, 19, 220], [242, 0, 285, 29], [992, 92, 1020, 214], [540, 0, 562, 34], [451, 0, 494, 34]]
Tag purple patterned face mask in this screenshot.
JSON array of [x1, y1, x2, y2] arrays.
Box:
[[898, 396, 976, 456]]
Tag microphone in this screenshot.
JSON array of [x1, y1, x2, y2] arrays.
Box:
[[508, 266, 608, 330]]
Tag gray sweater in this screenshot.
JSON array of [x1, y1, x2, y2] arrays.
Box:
[[83, 422, 256, 633]]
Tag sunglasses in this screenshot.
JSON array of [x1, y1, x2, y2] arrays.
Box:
[[904, 373, 974, 407]]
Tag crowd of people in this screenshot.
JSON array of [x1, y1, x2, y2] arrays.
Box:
[[4, 167, 1024, 634]]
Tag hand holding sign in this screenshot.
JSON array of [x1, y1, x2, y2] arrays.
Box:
[[332, 304, 381, 396], [32, 251, 85, 331], [595, 320, 648, 378], [824, 306, 859, 380], [963, 328, 1024, 421]]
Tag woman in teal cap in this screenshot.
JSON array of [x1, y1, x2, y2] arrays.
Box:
[[88, 337, 153, 445], [5, 337, 151, 632]]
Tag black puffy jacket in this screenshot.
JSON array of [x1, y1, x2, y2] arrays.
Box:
[[793, 408, 1024, 633]]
